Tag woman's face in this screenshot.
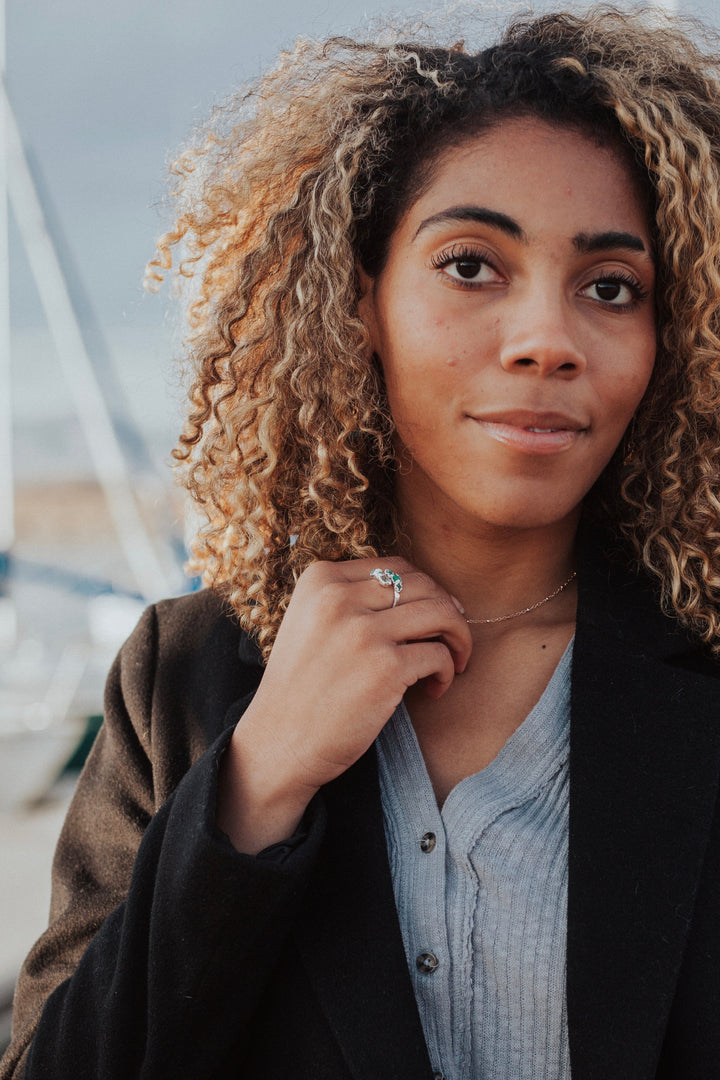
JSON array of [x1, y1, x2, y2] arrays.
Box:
[[359, 116, 656, 534]]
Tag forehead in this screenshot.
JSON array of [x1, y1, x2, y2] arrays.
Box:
[[401, 116, 652, 244]]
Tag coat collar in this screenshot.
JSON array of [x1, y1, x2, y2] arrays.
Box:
[[567, 520, 720, 1077]]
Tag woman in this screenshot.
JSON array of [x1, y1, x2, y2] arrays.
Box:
[[3, 6, 720, 1079]]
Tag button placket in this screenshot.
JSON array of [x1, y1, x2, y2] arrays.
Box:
[[377, 705, 454, 1073]]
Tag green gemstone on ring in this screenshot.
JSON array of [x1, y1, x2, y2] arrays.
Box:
[[370, 568, 403, 607], [370, 568, 403, 592]]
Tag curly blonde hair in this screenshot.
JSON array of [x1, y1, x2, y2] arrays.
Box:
[[147, 4, 720, 658]]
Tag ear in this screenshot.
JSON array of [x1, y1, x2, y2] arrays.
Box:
[[356, 264, 379, 352]]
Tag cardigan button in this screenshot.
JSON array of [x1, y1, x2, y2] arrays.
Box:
[[433, 1073, 446, 1080], [420, 832, 437, 853], [416, 951, 439, 974]]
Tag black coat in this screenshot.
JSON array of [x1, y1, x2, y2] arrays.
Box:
[[2, 526, 720, 1079]]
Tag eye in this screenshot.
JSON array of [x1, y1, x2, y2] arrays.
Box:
[[580, 272, 649, 309], [430, 245, 503, 287]]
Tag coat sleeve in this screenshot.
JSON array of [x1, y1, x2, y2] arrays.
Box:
[[0, 602, 325, 1080]]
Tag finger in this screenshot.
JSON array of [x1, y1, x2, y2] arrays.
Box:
[[378, 597, 473, 673], [301, 557, 416, 611], [299, 558, 466, 631], [362, 565, 462, 614], [327, 555, 417, 583], [318, 555, 460, 610], [398, 639, 457, 697]]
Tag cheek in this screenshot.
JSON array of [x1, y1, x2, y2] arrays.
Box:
[[602, 339, 656, 429], [378, 324, 459, 409], [625, 358, 655, 417], [382, 360, 461, 460]]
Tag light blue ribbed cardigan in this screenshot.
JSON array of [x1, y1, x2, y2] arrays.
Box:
[[376, 640, 573, 1080]]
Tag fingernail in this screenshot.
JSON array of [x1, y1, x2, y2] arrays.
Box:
[[451, 594, 465, 614]]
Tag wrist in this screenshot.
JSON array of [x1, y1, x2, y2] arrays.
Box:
[[217, 711, 318, 855]]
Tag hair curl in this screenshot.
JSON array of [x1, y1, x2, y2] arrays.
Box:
[[147, 4, 720, 658]]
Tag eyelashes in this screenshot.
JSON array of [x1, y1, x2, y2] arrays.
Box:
[[430, 244, 497, 283], [429, 243, 650, 308], [582, 270, 650, 307]]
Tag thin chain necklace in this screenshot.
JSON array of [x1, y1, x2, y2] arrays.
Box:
[[465, 570, 577, 625]]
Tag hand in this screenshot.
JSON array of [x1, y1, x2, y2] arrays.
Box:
[[217, 557, 472, 852]]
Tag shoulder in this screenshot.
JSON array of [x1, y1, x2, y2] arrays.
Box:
[[130, 588, 263, 672], [116, 589, 264, 735], [153, 586, 237, 640], [104, 589, 264, 797], [152, 587, 237, 649], [577, 519, 720, 680]]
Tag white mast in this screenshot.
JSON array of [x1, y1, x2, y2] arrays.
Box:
[[0, 0, 13, 561]]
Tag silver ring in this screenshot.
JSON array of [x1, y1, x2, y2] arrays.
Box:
[[370, 567, 403, 608]]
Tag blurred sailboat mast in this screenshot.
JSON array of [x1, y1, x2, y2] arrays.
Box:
[[0, 0, 172, 603], [0, 0, 13, 571]]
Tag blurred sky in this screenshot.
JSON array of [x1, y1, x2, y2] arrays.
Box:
[[6, 0, 719, 335]]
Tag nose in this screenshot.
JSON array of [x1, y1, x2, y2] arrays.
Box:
[[498, 294, 586, 378]]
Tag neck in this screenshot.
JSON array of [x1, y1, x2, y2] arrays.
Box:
[[394, 493, 581, 625]]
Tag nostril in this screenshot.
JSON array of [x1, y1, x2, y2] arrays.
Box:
[[515, 357, 535, 367]]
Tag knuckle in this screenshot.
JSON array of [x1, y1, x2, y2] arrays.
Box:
[[380, 555, 413, 574], [411, 641, 441, 680], [299, 560, 328, 586], [432, 638, 452, 662], [434, 643, 454, 676], [428, 595, 454, 619], [320, 580, 349, 615], [411, 570, 435, 594], [396, 556, 416, 573], [388, 649, 409, 686]]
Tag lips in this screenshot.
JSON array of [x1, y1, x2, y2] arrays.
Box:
[[468, 409, 588, 454]]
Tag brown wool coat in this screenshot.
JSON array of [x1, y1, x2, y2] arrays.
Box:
[[1, 525, 720, 1079]]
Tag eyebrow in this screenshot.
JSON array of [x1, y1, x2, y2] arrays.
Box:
[[413, 206, 526, 242], [573, 230, 649, 256], [413, 205, 650, 257]]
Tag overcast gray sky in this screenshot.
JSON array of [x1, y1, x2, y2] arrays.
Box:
[[6, 0, 719, 329]]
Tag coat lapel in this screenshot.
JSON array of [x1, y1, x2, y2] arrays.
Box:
[[567, 526, 720, 1079], [293, 747, 434, 1080]]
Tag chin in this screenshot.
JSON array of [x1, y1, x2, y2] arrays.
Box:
[[477, 507, 580, 532], [455, 482, 586, 533]]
